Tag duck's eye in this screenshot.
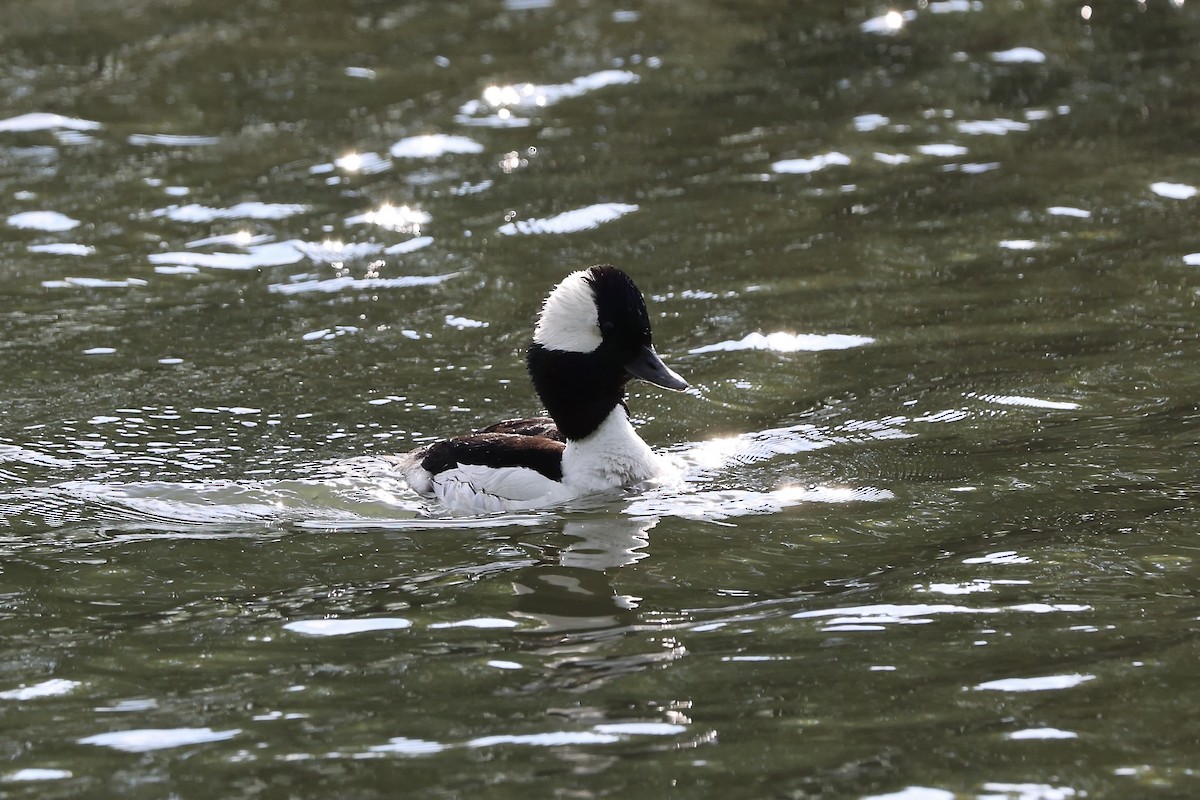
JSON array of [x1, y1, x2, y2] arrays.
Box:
[[600, 320, 616, 336]]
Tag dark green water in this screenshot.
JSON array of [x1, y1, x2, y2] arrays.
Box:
[[3, 1, 1199, 797]]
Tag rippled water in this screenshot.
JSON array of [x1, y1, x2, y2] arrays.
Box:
[[3, 1, 1200, 797]]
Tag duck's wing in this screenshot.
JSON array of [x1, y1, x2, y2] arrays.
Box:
[[419, 433, 565, 479], [434, 463, 570, 513], [474, 416, 563, 441], [401, 433, 570, 512]]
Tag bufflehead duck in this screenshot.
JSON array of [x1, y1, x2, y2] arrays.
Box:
[[395, 265, 688, 513]]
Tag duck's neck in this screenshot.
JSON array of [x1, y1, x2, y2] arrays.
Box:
[[526, 343, 664, 488], [561, 406, 662, 491], [526, 343, 626, 441]]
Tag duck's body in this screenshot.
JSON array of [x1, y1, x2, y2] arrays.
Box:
[[395, 265, 687, 514]]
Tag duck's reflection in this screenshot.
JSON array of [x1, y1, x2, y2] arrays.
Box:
[[558, 516, 653, 570], [510, 516, 657, 634]]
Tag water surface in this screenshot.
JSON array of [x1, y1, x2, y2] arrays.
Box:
[[2, 1, 1200, 797]]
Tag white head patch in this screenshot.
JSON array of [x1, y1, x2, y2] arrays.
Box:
[[533, 269, 602, 353]]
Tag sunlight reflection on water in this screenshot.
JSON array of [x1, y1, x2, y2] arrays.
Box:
[[27, 243, 96, 256], [1149, 181, 1198, 200], [0, 112, 101, 132], [456, 70, 640, 127], [389, 134, 485, 158], [3, 768, 74, 783], [344, 203, 431, 233], [0, 678, 81, 700], [283, 618, 413, 636], [771, 152, 852, 174], [128, 133, 221, 147], [6, 211, 80, 231], [360, 719, 696, 758], [151, 202, 309, 223], [79, 728, 241, 753], [974, 674, 1095, 692], [689, 331, 873, 354], [498, 203, 639, 235]]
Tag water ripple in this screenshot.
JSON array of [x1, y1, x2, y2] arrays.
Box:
[[1047, 206, 1091, 218], [27, 243, 95, 256], [3, 769, 73, 783], [79, 727, 241, 753], [861, 10, 916, 35], [955, 118, 1031, 136], [689, 331, 873, 354], [128, 133, 221, 147], [151, 202, 309, 223], [771, 152, 851, 175], [269, 270, 457, 296], [344, 203, 430, 233], [1150, 181, 1197, 200], [498, 203, 638, 235], [0, 678, 81, 700], [1006, 728, 1078, 740], [6, 211, 80, 231], [991, 47, 1047, 64], [150, 240, 306, 270], [389, 134, 484, 158], [42, 277, 146, 289], [456, 70, 640, 127], [0, 112, 100, 132], [283, 618, 413, 636], [973, 674, 1095, 692], [363, 718, 693, 758]]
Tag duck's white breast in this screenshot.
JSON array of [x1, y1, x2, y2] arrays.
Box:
[[561, 407, 668, 493]]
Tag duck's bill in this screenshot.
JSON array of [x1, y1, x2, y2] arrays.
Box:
[[625, 345, 689, 391]]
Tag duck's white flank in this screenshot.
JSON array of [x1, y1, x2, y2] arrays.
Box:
[[532, 269, 602, 353]]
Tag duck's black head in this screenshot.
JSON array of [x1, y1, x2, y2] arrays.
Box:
[[525, 265, 687, 441]]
